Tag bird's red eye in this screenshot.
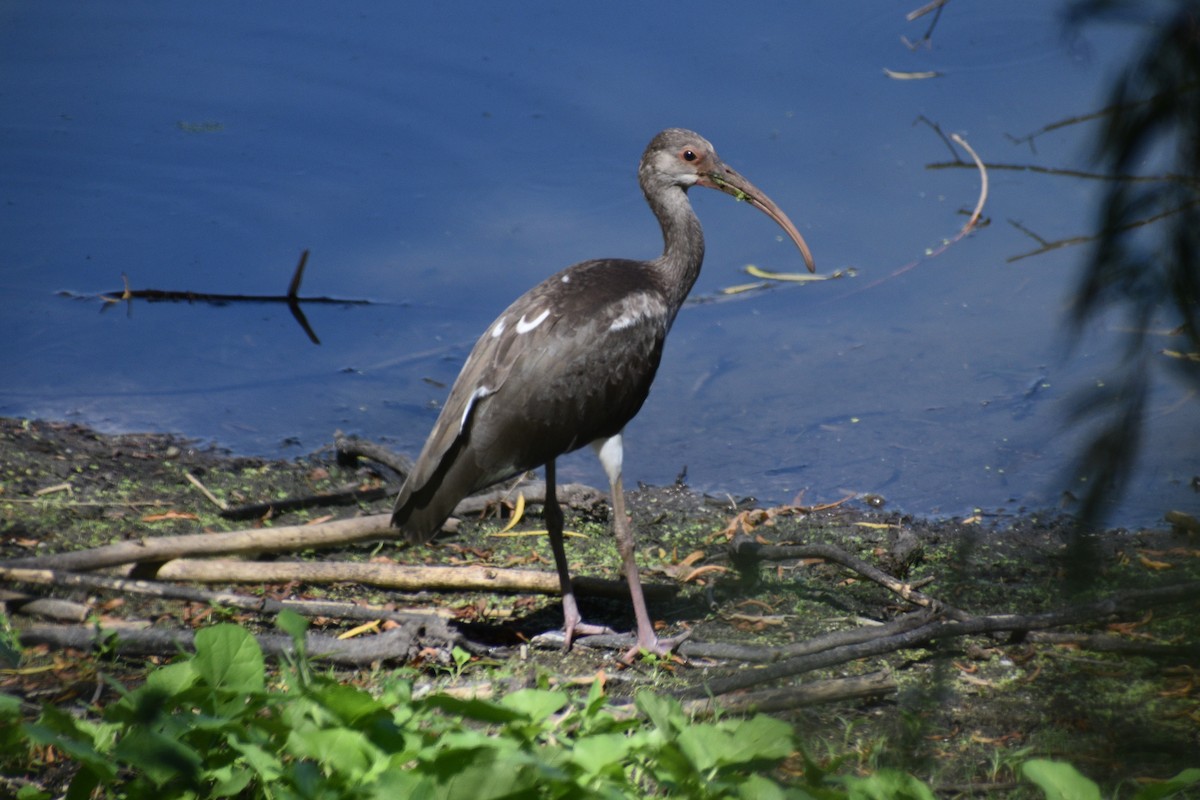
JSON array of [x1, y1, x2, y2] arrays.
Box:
[[681, 149, 697, 162]]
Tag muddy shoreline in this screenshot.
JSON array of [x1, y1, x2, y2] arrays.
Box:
[[2, 417, 1198, 794]]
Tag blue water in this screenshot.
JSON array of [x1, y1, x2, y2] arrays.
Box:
[[2, 1, 1195, 527]]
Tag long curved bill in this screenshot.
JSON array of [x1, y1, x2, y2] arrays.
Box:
[[699, 163, 816, 273]]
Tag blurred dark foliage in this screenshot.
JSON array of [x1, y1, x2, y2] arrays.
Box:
[[1065, 0, 1200, 532]]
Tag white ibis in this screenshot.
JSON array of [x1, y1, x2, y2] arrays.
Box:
[[392, 128, 814, 660]]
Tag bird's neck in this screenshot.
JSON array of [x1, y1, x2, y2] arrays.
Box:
[[648, 184, 705, 324]]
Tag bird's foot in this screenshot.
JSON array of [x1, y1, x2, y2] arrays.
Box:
[[619, 629, 691, 665], [561, 619, 616, 652]]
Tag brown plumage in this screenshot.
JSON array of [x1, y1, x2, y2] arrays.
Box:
[[392, 128, 814, 659]]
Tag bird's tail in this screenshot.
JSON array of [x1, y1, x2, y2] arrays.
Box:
[[390, 434, 477, 544]]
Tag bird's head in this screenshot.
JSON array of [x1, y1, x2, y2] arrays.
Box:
[[640, 128, 815, 272]]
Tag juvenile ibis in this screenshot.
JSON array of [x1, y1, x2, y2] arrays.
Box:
[[391, 128, 814, 659]]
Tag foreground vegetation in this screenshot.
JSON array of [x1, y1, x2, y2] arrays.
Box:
[[2, 615, 1196, 799]]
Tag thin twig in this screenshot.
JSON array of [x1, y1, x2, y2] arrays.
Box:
[[184, 471, 228, 510], [950, 132, 987, 236]]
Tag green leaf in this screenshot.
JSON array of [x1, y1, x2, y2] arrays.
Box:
[[635, 690, 685, 734], [842, 769, 936, 800], [1130, 768, 1200, 800], [1021, 760, 1102, 800], [210, 765, 255, 797], [676, 725, 730, 773], [499, 688, 569, 723], [113, 727, 204, 789], [16, 784, 52, 800], [63, 766, 101, 800], [143, 659, 199, 698], [720, 715, 796, 764], [226, 736, 285, 783], [571, 732, 634, 778], [675, 715, 794, 774], [24, 707, 117, 781], [366, 764, 436, 799], [422, 693, 524, 724], [275, 608, 310, 651], [0, 692, 21, 717], [314, 682, 387, 727], [286, 726, 380, 781], [737, 773, 791, 800], [432, 747, 545, 800], [193, 624, 265, 695]]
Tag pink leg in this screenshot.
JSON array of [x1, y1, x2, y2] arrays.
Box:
[[592, 435, 688, 663]]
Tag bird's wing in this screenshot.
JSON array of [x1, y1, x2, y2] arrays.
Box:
[[392, 260, 668, 541]]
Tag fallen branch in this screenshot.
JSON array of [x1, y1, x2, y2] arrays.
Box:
[[19, 622, 437, 667], [0, 514, 394, 572], [682, 670, 897, 716], [0, 482, 597, 573], [106, 558, 677, 600], [218, 483, 392, 521], [677, 610, 935, 663], [686, 580, 1200, 697], [334, 433, 414, 477], [729, 537, 963, 618], [0, 566, 462, 631]]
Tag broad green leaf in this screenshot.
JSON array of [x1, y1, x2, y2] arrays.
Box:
[[676, 715, 794, 774], [1021, 759, 1102, 800], [634, 690, 685, 734], [314, 682, 387, 727], [208, 762, 256, 796], [422, 693, 524, 724], [499, 688, 569, 723], [64, 766, 101, 800], [1131, 768, 1200, 800], [842, 769, 936, 800], [16, 784, 53, 800], [571, 732, 634, 777], [434, 748, 545, 800], [193, 624, 265, 695], [286, 726, 380, 781], [226, 737, 285, 783], [738, 773, 791, 800], [719, 715, 796, 764], [143, 659, 198, 698], [677, 725, 731, 773], [275, 608, 309, 642], [113, 727, 204, 788], [0, 692, 21, 716], [24, 707, 118, 780], [367, 765, 437, 799]]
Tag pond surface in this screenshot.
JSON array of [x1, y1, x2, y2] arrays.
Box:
[[2, 1, 1195, 527]]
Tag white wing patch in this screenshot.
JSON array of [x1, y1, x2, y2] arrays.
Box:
[[608, 293, 660, 332], [491, 318, 506, 338], [460, 386, 493, 434], [516, 309, 550, 334]]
